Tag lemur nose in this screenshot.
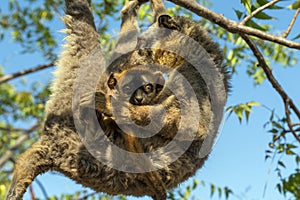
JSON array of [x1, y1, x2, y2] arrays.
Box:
[[135, 97, 143, 103], [135, 96, 143, 103]]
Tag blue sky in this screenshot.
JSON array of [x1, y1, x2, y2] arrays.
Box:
[[1, 0, 299, 199]]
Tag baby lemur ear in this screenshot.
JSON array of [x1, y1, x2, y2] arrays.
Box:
[[154, 71, 165, 90], [107, 74, 117, 90], [158, 14, 181, 31]]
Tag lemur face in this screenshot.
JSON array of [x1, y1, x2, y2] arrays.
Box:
[[107, 68, 165, 105]]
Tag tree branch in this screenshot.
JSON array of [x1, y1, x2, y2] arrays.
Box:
[[0, 62, 55, 84], [0, 123, 40, 168], [281, 8, 300, 38], [239, 34, 300, 120], [240, 0, 280, 25], [239, 33, 300, 142], [167, 0, 300, 49], [284, 98, 300, 142], [167, 0, 300, 139]]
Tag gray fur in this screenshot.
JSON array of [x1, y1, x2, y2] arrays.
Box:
[[6, 0, 230, 200]]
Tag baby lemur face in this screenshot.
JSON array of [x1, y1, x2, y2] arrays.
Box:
[[107, 68, 165, 105]]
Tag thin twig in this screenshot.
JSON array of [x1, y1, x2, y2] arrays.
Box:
[[35, 178, 49, 200], [282, 8, 300, 38], [239, 34, 300, 120], [0, 126, 29, 132], [240, 0, 280, 25], [0, 170, 12, 182], [284, 127, 300, 133], [78, 192, 97, 200], [29, 185, 37, 200], [239, 32, 300, 142], [291, 122, 300, 127], [0, 134, 30, 168], [0, 62, 55, 84], [284, 99, 300, 142], [0, 123, 40, 168], [167, 0, 300, 49]]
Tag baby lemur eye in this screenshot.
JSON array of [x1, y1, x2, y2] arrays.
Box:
[[144, 84, 153, 93]]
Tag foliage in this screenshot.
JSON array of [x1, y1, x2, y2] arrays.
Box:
[[0, 0, 299, 199]]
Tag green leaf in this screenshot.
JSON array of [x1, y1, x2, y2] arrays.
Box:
[[277, 183, 282, 194], [184, 185, 191, 198], [285, 149, 295, 155], [252, 68, 266, 84], [226, 102, 260, 123], [241, 0, 252, 14], [268, 128, 278, 134], [253, 11, 274, 20], [288, 0, 300, 9], [210, 184, 215, 197], [296, 156, 300, 164], [245, 111, 252, 121], [276, 144, 284, 153], [247, 101, 261, 107], [278, 161, 286, 168], [257, 0, 283, 9], [281, 172, 300, 198], [245, 19, 267, 31], [272, 121, 283, 129], [192, 179, 201, 190], [236, 108, 244, 123], [224, 187, 232, 199], [218, 187, 222, 198], [292, 33, 300, 40], [234, 9, 244, 20], [286, 144, 297, 149]]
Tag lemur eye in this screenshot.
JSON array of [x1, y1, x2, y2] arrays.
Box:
[[144, 84, 153, 92]]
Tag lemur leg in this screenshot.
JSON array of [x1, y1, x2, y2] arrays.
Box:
[[6, 141, 51, 200], [65, 0, 96, 29], [113, 0, 141, 57], [7, 0, 99, 199], [120, 0, 141, 33]]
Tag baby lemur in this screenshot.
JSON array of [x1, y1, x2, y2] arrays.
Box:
[[6, 0, 230, 200], [107, 66, 165, 105]]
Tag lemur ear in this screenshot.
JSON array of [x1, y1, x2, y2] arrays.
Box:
[[154, 71, 165, 86], [158, 15, 171, 25], [158, 14, 181, 31], [107, 74, 117, 90]]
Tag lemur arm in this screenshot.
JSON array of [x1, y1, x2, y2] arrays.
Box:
[[6, 1, 100, 200]]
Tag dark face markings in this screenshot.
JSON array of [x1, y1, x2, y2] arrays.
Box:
[[111, 69, 165, 105]]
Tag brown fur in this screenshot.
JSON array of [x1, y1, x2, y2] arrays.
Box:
[[6, 0, 229, 200]]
